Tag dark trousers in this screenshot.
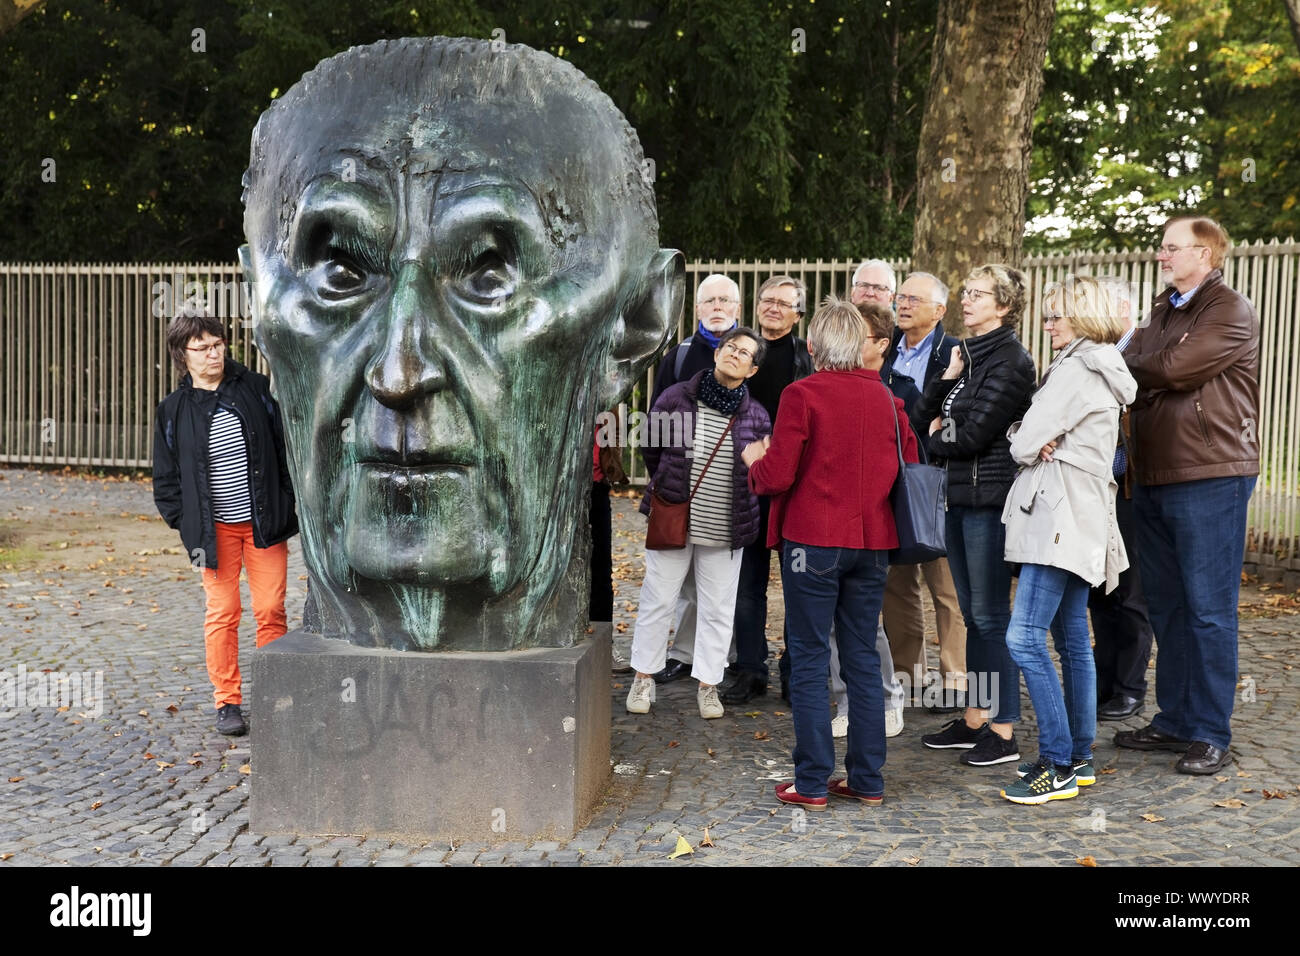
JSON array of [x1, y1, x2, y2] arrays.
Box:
[[1087, 491, 1154, 701], [589, 480, 613, 622], [733, 497, 774, 677]]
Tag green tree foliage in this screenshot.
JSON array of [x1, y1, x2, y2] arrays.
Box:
[[0, 0, 934, 261], [1028, 0, 1300, 251]]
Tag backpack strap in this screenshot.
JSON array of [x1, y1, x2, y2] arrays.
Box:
[[674, 335, 694, 380]]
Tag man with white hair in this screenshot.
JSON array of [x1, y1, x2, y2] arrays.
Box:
[[647, 273, 741, 683], [881, 271, 966, 712], [849, 258, 897, 310], [1089, 274, 1155, 722]]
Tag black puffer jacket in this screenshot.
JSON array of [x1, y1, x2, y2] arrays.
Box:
[[152, 358, 298, 569], [914, 325, 1037, 509]]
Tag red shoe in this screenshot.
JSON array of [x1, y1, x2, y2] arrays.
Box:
[[828, 779, 883, 805], [775, 782, 827, 810]]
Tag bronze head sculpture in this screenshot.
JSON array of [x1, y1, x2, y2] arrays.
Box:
[[240, 37, 683, 651]]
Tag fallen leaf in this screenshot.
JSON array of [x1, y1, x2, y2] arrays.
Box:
[[904, 857, 921, 866], [7, 777, 23, 783], [56, 706, 69, 713], [1139, 813, 1165, 822], [667, 740, 679, 748], [1262, 789, 1288, 800], [137, 710, 148, 717], [186, 759, 202, 766], [773, 711, 787, 717], [165, 704, 179, 713], [768, 807, 779, 816], [1242, 788, 1255, 793], [1215, 775, 1229, 782], [238, 764, 251, 775], [743, 711, 762, 718], [706, 748, 716, 758], [0, 853, 11, 861], [143, 752, 156, 760], [700, 828, 715, 848], [155, 761, 174, 770], [1213, 798, 1247, 808], [1237, 771, 1251, 777], [89, 801, 103, 810], [668, 835, 694, 859], [1100, 768, 1118, 775], [1076, 856, 1098, 867], [753, 730, 770, 741]]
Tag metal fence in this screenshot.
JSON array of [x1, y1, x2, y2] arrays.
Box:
[[3, 241, 1298, 563]]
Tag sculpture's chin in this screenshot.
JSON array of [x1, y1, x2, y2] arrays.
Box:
[[341, 464, 496, 585]]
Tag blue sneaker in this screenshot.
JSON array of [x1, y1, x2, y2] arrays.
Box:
[[1018, 757, 1095, 786], [1002, 758, 1078, 805]]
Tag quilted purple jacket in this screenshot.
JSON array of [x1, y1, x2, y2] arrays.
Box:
[[638, 370, 771, 550]]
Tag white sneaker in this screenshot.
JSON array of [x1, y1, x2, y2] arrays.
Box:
[[697, 684, 724, 719], [611, 651, 633, 675], [626, 675, 655, 714], [831, 714, 849, 738], [885, 707, 904, 738]]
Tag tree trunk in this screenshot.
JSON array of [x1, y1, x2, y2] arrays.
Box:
[[910, 0, 1056, 335], [1284, 0, 1300, 57]]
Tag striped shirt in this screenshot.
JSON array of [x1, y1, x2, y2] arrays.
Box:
[[209, 407, 252, 523], [688, 405, 734, 547]]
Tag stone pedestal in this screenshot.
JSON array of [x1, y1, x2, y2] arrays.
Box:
[[249, 625, 611, 843]]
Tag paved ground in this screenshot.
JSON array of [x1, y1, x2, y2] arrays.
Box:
[[1, 467, 1297, 866]]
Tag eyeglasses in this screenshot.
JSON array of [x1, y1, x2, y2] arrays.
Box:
[[700, 296, 738, 307], [1042, 313, 1061, 326], [758, 296, 799, 310], [896, 294, 935, 308], [960, 288, 993, 302], [185, 340, 226, 354], [719, 341, 755, 361], [1157, 243, 1206, 256], [852, 281, 893, 297]]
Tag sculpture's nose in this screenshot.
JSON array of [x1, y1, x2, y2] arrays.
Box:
[[365, 263, 448, 409]]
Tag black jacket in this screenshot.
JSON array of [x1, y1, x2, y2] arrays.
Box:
[[153, 358, 298, 568], [914, 325, 1037, 509], [885, 321, 961, 435]]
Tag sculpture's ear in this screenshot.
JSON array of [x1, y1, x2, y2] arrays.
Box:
[[238, 243, 257, 322], [599, 248, 684, 408]]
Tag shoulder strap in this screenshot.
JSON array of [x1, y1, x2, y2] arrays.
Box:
[[686, 415, 736, 502], [879, 381, 906, 471], [674, 336, 694, 379]]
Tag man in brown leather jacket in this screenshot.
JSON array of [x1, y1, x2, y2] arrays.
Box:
[[1115, 216, 1260, 775]]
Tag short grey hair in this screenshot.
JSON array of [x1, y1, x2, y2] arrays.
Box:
[[808, 295, 869, 371], [905, 271, 949, 306], [757, 274, 806, 314], [852, 258, 897, 292], [696, 273, 740, 303], [719, 326, 767, 369]]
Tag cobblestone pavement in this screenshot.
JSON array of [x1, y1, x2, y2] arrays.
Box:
[[1, 468, 1297, 867]]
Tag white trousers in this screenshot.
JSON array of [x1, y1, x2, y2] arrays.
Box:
[[631, 544, 742, 686], [664, 568, 737, 665]]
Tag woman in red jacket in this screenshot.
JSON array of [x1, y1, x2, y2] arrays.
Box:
[[745, 297, 918, 808]]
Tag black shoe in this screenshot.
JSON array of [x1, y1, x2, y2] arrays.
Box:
[[922, 717, 985, 749], [1175, 741, 1231, 775], [927, 689, 967, 715], [720, 671, 768, 705], [1114, 723, 1190, 752], [216, 703, 247, 736], [1097, 694, 1143, 721], [652, 659, 692, 684], [959, 726, 1020, 766]]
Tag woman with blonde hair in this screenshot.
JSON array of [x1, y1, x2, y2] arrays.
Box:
[[999, 275, 1137, 804]]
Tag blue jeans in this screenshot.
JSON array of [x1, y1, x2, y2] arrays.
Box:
[[781, 541, 888, 798], [945, 506, 1020, 723], [1133, 476, 1255, 750], [1005, 564, 1096, 766]]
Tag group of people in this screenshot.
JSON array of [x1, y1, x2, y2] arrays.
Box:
[[623, 213, 1260, 808]]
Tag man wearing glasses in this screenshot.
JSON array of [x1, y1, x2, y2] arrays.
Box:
[[849, 258, 897, 310], [881, 272, 966, 714], [1116, 216, 1260, 775], [648, 273, 741, 409], [720, 276, 814, 703]]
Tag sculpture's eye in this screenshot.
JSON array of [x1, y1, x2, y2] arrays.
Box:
[[319, 254, 368, 298], [458, 242, 517, 305]]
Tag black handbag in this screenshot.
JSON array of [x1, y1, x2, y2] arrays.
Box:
[[881, 384, 947, 564]]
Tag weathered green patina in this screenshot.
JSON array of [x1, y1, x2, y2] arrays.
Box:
[[240, 37, 682, 650]]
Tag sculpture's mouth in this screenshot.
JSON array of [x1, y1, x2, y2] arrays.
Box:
[[357, 449, 475, 469]]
